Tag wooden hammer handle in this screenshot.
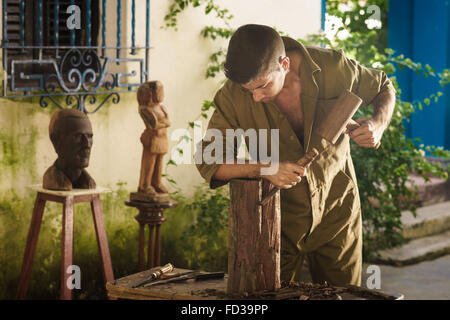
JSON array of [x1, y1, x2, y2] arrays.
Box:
[[347, 119, 381, 149], [347, 119, 361, 131], [296, 149, 319, 167], [259, 149, 319, 206]]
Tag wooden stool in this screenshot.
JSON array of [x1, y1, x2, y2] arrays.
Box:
[[125, 200, 177, 271], [16, 186, 115, 300]]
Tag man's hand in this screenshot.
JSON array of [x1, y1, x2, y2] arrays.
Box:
[[346, 118, 385, 148], [261, 161, 306, 189], [347, 88, 396, 149]]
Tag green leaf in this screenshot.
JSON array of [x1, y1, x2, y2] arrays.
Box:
[[425, 64, 435, 73], [183, 135, 191, 142], [385, 48, 395, 56]]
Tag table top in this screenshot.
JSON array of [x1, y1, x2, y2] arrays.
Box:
[[106, 267, 404, 300], [107, 267, 227, 300], [29, 185, 112, 196]]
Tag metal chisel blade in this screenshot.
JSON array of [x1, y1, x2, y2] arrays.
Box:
[[142, 271, 225, 288]]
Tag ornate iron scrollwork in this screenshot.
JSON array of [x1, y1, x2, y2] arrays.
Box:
[[8, 48, 142, 113], [57, 49, 103, 92], [2, 0, 150, 114]]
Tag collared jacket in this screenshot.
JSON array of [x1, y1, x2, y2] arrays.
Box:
[[196, 37, 395, 246]]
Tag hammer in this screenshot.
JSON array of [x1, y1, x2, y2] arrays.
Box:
[[259, 90, 376, 206]]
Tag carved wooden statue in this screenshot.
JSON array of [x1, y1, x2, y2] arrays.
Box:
[[131, 81, 171, 202], [43, 109, 96, 190]]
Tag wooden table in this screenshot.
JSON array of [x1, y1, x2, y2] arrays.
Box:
[[107, 267, 226, 300], [106, 267, 404, 300]]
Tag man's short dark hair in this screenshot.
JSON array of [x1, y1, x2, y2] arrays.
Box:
[[224, 24, 285, 84]]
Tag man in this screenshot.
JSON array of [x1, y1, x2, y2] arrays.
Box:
[[43, 109, 96, 190], [196, 24, 396, 286]]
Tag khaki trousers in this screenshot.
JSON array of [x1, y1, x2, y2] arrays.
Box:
[[280, 205, 363, 287]]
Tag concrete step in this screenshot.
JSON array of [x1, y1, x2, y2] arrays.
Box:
[[401, 201, 450, 240], [406, 174, 450, 207], [369, 174, 449, 209], [375, 229, 450, 266]]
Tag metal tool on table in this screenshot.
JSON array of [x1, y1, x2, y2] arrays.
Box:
[[260, 89, 377, 206], [151, 263, 174, 279], [142, 271, 225, 288], [132, 263, 174, 288]]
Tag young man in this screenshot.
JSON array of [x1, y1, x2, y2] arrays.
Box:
[[196, 24, 396, 286]]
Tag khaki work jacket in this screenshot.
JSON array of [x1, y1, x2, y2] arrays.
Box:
[[196, 37, 395, 249]]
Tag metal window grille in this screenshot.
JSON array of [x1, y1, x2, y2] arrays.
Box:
[[1, 0, 151, 113]]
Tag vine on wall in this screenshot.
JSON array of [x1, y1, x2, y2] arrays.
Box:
[[161, 0, 235, 191]]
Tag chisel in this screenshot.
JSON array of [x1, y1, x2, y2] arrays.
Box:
[[142, 271, 225, 288]]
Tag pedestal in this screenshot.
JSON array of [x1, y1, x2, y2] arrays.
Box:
[[125, 199, 178, 271]]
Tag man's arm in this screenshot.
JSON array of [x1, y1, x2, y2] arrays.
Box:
[[213, 161, 262, 180], [349, 87, 396, 148], [371, 87, 396, 128], [213, 160, 306, 189], [330, 49, 397, 148]]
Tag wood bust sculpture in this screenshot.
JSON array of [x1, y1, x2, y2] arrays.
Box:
[[130, 80, 171, 203], [43, 109, 96, 191]]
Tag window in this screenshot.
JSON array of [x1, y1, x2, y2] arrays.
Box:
[[4, 0, 100, 54], [4, 0, 100, 87], [1, 0, 150, 113]]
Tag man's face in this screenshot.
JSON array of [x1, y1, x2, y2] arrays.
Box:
[[54, 117, 93, 169], [241, 57, 289, 103]]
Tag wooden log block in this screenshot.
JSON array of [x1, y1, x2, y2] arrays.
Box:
[[227, 178, 281, 294]]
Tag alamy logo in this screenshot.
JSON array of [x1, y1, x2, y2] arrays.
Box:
[[366, 265, 381, 289], [66, 5, 81, 30], [66, 265, 81, 290], [170, 121, 280, 175]]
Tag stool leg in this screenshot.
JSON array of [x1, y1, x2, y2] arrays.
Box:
[[147, 225, 154, 269], [90, 195, 115, 285], [155, 224, 162, 267], [61, 196, 74, 300], [138, 223, 145, 271], [16, 193, 46, 299]]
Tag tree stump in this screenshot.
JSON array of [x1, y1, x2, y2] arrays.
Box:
[[227, 178, 281, 295]]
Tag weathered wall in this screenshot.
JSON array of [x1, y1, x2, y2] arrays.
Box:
[[0, 0, 322, 196]]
